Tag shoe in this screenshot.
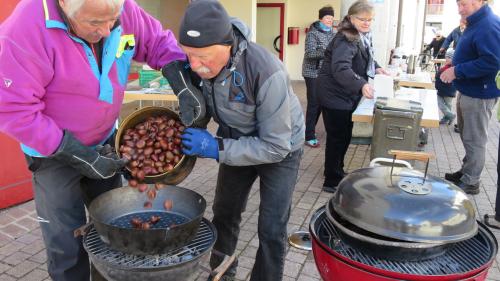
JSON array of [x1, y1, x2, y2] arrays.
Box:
[[445, 171, 463, 184], [322, 185, 337, 193], [439, 117, 449, 125], [305, 139, 320, 148], [454, 124, 460, 133], [484, 214, 500, 230], [456, 181, 480, 195]]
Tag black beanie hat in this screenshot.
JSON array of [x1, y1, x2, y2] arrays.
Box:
[[319, 5, 334, 19], [179, 0, 234, 48]]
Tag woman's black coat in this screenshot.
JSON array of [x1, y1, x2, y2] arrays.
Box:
[[316, 25, 379, 111]]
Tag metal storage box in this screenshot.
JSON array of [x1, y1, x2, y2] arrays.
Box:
[[370, 97, 423, 159]]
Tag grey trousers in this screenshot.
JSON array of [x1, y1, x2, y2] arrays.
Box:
[[26, 156, 121, 281], [456, 94, 497, 185], [209, 148, 303, 281]]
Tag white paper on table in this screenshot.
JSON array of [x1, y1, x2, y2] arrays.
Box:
[[373, 74, 394, 99]]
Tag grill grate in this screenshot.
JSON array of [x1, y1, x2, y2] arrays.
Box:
[[83, 218, 215, 269], [109, 211, 188, 229], [316, 212, 494, 275]]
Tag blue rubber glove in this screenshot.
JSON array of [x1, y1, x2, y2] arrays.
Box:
[[181, 128, 219, 160]]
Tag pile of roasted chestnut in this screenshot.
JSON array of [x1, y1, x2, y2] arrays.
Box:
[[118, 115, 185, 180]]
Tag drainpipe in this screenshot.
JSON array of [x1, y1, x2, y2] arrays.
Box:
[[395, 0, 404, 47], [421, 0, 428, 52]]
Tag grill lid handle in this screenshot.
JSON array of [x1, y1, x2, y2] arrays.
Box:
[[388, 150, 435, 184], [388, 150, 434, 162]]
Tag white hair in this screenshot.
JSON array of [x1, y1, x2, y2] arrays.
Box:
[[65, 0, 124, 18]]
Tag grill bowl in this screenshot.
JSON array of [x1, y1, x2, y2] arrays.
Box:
[[325, 200, 452, 261], [310, 206, 497, 281], [89, 185, 206, 255]]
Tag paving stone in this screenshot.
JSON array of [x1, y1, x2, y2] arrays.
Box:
[[0, 274, 17, 281], [0, 224, 28, 239], [236, 256, 254, 270], [15, 218, 38, 231], [283, 260, 301, 278], [27, 251, 46, 264], [0, 241, 25, 256], [5, 260, 40, 278], [4, 208, 29, 219], [3, 252, 31, 266], [15, 234, 39, 245], [286, 251, 307, 264], [0, 232, 13, 247], [17, 269, 48, 281], [0, 213, 16, 226], [0, 262, 12, 274], [20, 241, 45, 255], [235, 266, 251, 281], [300, 261, 321, 279], [240, 246, 258, 259]]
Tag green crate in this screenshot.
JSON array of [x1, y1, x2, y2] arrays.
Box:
[[139, 69, 168, 88]]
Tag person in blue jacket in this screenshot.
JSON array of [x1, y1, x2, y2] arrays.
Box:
[[439, 19, 466, 54], [440, 0, 500, 195]]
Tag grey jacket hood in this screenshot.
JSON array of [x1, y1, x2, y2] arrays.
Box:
[[231, 17, 252, 41]]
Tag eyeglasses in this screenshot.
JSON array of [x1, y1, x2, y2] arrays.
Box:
[[353, 16, 374, 23]]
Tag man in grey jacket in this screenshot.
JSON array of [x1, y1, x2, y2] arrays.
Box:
[[163, 1, 305, 281]]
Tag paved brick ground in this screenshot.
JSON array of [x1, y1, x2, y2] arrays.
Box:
[[2, 81, 500, 280]]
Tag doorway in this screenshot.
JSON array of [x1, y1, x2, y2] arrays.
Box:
[[256, 3, 284, 61]]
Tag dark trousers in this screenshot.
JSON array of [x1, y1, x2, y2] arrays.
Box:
[[209, 148, 303, 281], [25, 155, 121, 281], [304, 77, 321, 141], [322, 107, 353, 186]]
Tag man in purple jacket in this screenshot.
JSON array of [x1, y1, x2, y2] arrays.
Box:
[[0, 0, 188, 280]]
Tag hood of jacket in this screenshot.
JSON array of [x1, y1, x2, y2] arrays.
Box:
[[338, 19, 360, 42]]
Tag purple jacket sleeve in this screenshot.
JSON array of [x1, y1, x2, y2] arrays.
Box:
[[123, 0, 186, 69], [0, 36, 63, 156]]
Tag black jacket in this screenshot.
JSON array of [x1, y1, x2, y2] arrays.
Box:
[[425, 37, 445, 58], [316, 22, 379, 110]]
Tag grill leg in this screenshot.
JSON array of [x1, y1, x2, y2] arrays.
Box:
[[91, 263, 108, 281]]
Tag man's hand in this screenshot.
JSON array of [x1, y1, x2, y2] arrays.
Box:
[[362, 84, 375, 99], [181, 128, 219, 160], [52, 131, 128, 179], [440, 66, 456, 84], [162, 60, 206, 127], [376, 68, 390, 76]]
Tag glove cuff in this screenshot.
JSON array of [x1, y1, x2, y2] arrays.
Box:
[[162, 60, 191, 95], [53, 131, 98, 164]]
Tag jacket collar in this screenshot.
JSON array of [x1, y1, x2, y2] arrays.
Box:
[[43, 0, 67, 30], [466, 4, 491, 26]]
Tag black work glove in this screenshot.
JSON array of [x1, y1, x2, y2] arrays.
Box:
[[52, 131, 128, 179], [162, 60, 207, 127]]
